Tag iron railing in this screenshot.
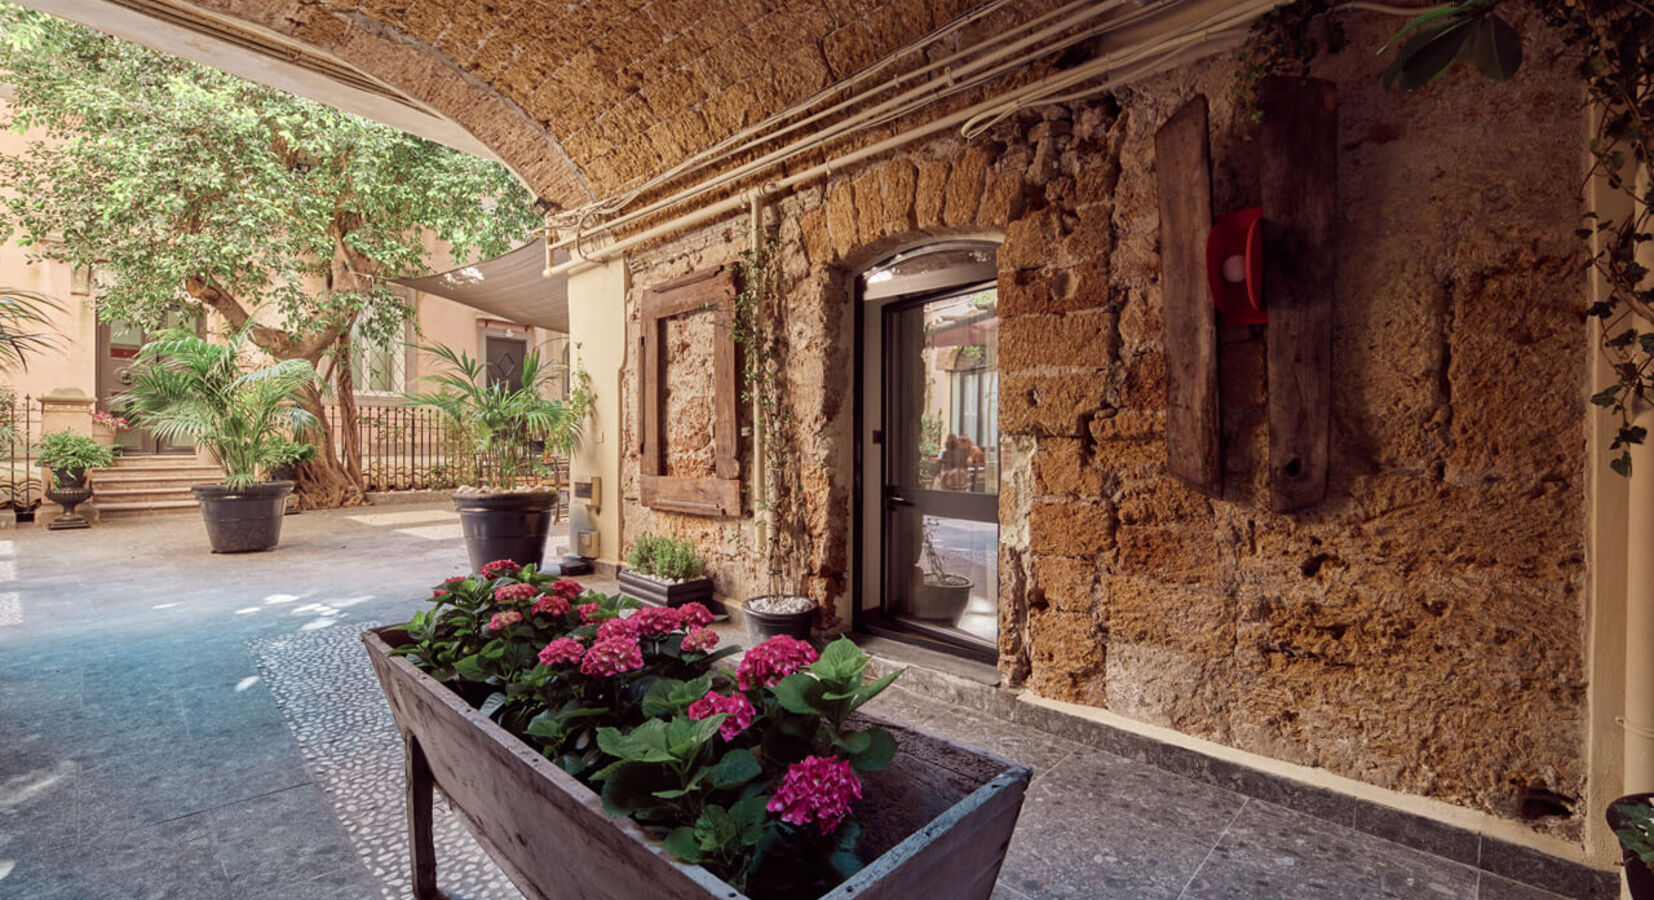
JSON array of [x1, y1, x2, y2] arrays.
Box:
[[323, 404, 568, 495], [1, 394, 42, 520]]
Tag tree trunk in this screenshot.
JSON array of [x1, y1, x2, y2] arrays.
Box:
[[294, 374, 366, 510]]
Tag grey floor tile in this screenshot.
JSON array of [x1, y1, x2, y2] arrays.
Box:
[[0, 754, 78, 859], [232, 864, 382, 900], [209, 784, 362, 896], [6, 812, 230, 900], [1180, 800, 1478, 900], [1476, 871, 1578, 900], [859, 684, 942, 729], [997, 750, 1247, 899]]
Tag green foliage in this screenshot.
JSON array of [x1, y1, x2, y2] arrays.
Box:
[[114, 326, 318, 487], [403, 342, 586, 489], [0, 6, 536, 346], [733, 232, 807, 595], [627, 533, 707, 581], [1380, 1, 1521, 91], [1233, 0, 1347, 127], [34, 429, 113, 476], [0, 288, 61, 371], [1612, 797, 1654, 870]]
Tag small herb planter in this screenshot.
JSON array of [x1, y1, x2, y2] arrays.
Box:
[[617, 568, 714, 608], [363, 626, 1030, 900]]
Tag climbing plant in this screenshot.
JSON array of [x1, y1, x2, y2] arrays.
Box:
[[1241, 0, 1654, 474], [731, 232, 807, 598]]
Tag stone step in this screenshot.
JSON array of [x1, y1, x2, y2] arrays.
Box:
[[95, 498, 201, 518], [93, 484, 199, 498], [93, 473, 217, 489], [109, 455, 209, 468]]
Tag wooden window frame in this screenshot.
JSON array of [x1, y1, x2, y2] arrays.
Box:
[[637, 266, 741, 516]]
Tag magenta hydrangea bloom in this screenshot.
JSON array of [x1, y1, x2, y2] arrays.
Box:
[[677, 602, 715, 629], [680, 627, 719, 654], [494, 582, 539, 605], [596, 617, 636, 642], [443, 576, 467, 585], [687, 690, 753, 741], [550, 579, 584, 600], [480, 559, 521, 579], [537, 637, 585, 667], [577, 603, 601, 624], [767, 755, 862, 834], [486, 610, 524, 631], [736, 635, 819, 690], [580, 637, 644, 677], [531, 594, 571, 618], [630, 605, 681, 637], [431, 589, 450, 599]]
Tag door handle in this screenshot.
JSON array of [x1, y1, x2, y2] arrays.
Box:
[[883, 487, 911, 509]]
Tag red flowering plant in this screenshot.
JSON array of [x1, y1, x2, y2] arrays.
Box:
[[593, 636, 903, 898]]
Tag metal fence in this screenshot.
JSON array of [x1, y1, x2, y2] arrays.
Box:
[[1, 394, 42, 519], [323, 404, 568, 495]]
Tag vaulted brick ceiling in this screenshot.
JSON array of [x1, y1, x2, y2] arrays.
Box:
[[166, 0, 1063, 208]]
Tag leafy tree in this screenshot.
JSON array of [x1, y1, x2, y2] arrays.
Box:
[[0, 5, 540, 505]]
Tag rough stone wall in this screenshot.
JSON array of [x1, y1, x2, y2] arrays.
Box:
[[619, 12, 1589, 835]]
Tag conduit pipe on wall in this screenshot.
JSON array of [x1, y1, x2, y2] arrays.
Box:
[[544, 0, 1281, 277], [545, 0, 1173, 261]]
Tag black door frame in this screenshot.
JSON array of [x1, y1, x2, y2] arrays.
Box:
[[853, 278, 1000, 664]]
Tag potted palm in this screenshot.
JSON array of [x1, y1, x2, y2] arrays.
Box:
[[116, 326, 318, 552], [619, 533, 714, 607], [35, 430, 114, 530], [405, 343, 585, 571]]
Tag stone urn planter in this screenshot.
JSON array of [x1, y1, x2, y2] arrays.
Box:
[[452, 489, 558, 573], [363, 626, 1031, 900], [191, 481, 294, 552], [617, 567, 715, 608], [44, 467, 92, 531]]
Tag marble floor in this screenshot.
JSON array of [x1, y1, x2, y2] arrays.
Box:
[[0, 504, 1602, 899]]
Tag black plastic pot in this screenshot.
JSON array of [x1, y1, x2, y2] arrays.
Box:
[[617, 569, 714, 608], [1609, 792, 1654, 899], [453, 490, 557, 573], [742, 596, 815, 645], [191, 481, 294, 553]]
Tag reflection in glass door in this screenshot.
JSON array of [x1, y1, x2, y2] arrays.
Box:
[[880, 288, 999, 651]]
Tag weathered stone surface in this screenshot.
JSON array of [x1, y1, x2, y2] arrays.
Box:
[[1113, 524, 1219, 584], [1033, 436, 1101, 497], [1031, 555, 1098, 614], [913, 158, 950, 228], [1029, 499, 1113, 558], [999, 311, 1115, 372], [1001, 372, 1107, 437], [942, 146, 988, 227]]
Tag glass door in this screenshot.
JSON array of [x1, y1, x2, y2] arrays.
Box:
[[98, 314, 196, 454], [880, 288, 999, 653]]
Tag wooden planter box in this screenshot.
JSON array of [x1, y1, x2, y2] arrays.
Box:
[[363, 627, 1031, 900], [617, 568, 715, 608]]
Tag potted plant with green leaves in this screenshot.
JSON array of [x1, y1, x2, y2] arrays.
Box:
[[35, 429, 114, 530], [619, 533, 714, 608], [265, 438, 315, 516], [1610, 793, 1654, 899], [116, 326, 318, 552], [405, 342, 588, 571]]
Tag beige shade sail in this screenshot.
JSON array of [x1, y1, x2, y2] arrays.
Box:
[[393, 242, 569, 333]]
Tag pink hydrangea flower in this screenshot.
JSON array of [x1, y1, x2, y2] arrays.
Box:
[[537, 637, 585, 666], [677, 602, 715, 629], [531, 593, 571, 618], [736, 635, 818, 690], [486, 610, 524, 631], [480, 559, 521, 579], [443, 576, 467, 585], [431, 589, 450, 599], [767, 755, 862, 834], [577, 603, 601, 624], [580, 637, 644, 677], [680, 627, 719, 653], [551, 579, 584, 600], [687, 690, 753, 741], [494, 582, 539, 605], [596, 617, 636, 642], [630, 605, 681, 637]]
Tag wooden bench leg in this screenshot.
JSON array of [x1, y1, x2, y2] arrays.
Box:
[[405, 733, 441, 900]]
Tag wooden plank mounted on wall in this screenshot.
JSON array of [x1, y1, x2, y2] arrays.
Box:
[[637, 267, 742, 517], [1260, 76, 1337, 513], [1154, 95, 1222, 495]]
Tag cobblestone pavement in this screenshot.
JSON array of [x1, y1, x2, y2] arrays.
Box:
[[0, 504, 1589, 899]]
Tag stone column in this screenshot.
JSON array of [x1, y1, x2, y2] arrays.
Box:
[[36, 388, 100, 527]]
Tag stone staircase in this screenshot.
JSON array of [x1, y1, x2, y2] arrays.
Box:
[[91, 454, 217, 519]]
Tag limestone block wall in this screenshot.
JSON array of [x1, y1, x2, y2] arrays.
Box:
[[618, 13, 1589, 835]]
